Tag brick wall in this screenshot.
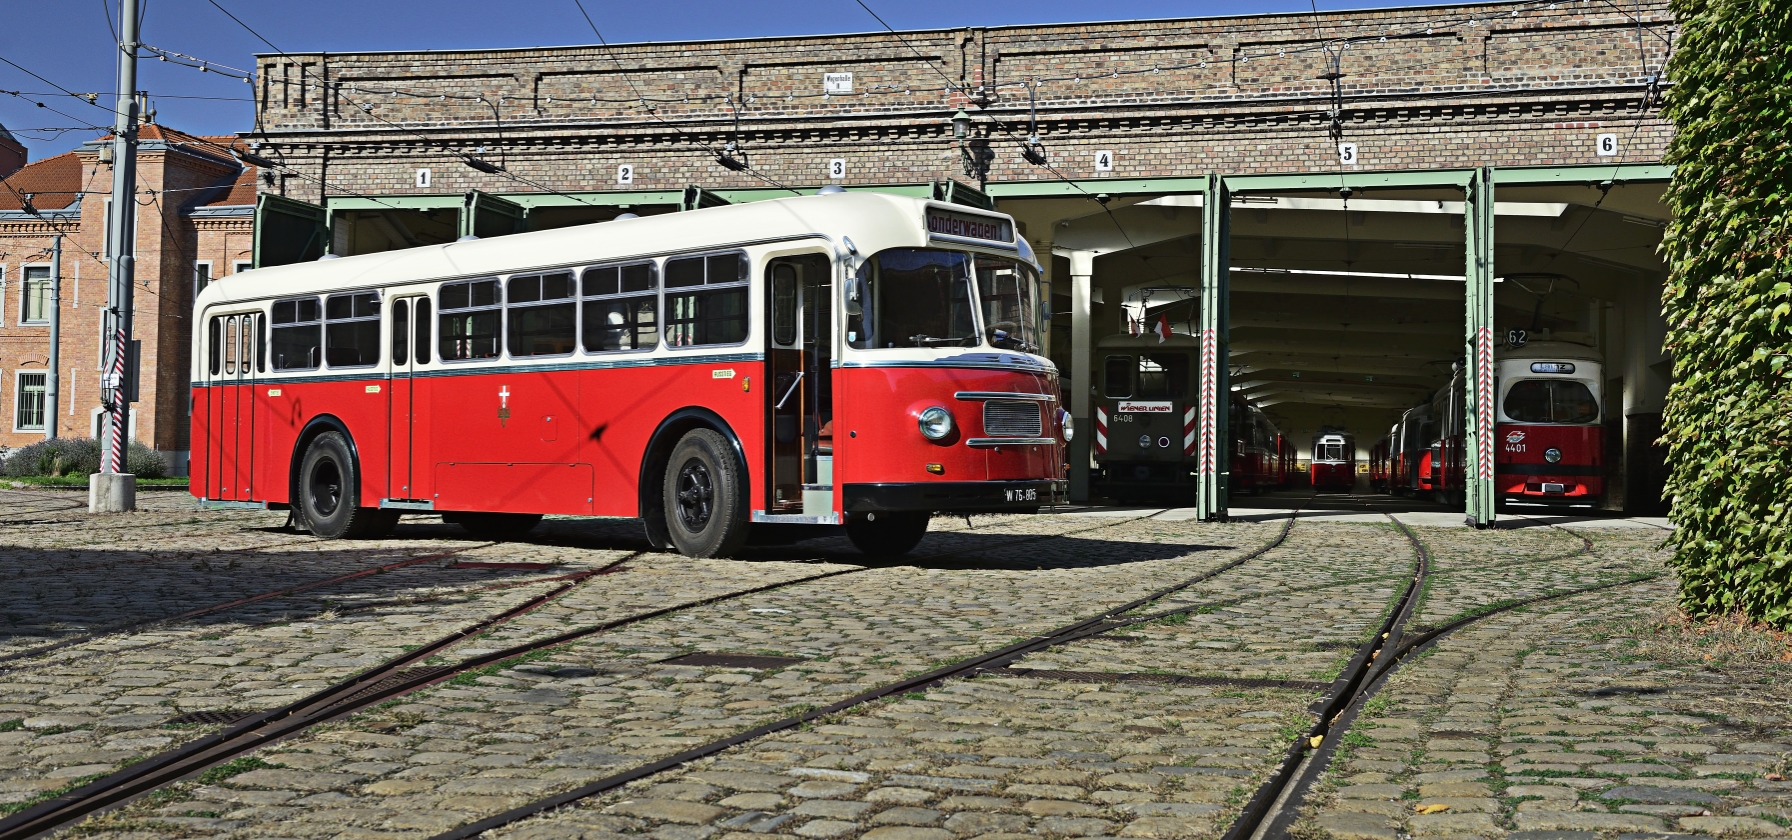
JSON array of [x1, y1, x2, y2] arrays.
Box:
[[0, 143, 250, 468], [249, 0, 1674, 198]]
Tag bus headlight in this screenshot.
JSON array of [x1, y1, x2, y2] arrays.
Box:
[[1057, 409, 1074, 442], [1544, 447, 1562, 463], [918, 406, 954, 440]]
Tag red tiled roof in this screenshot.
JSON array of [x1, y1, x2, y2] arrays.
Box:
[[198, 166, 258, 207], [0, 152, 84, 211]]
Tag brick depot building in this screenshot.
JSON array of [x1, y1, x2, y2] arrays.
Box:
[[0, 123, 257, 471], [244, 0, 1676, 517]]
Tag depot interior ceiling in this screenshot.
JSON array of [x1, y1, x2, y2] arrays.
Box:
[[1002, 180, 1668, 454]]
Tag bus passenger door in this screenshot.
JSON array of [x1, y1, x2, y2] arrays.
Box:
[[211, 313, 257, 501], [388, 295, 430, 501], [764, 254, 834, 515]]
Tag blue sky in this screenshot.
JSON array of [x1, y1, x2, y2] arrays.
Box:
[[3, 0, 1431, 160]]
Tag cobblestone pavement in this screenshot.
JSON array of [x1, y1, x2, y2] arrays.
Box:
[[0, 491, 1781, 840]]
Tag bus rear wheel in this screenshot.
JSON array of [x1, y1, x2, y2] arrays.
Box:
[[662, 429, 749, 558], [846, 511, 929, 558], [453, 513, 543, 539], [298, 431, 396, 539]]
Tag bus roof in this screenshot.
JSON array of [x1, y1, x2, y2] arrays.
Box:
[[200, 192, 1027, 307]]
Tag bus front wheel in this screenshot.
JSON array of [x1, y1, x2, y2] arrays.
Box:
[[846, 511, 929, 558], [298, 431, 396, 539], [662, 429, 749, 558]]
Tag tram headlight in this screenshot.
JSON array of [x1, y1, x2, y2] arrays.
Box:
[[1544, 447, 1562, 463], [1057, 409, 1074, 442], [918, 406, 954, 441]]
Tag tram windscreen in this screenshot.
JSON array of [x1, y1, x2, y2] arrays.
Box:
[[1135, 353, 1190, 400], [1503, 379, 1599, 423], [847, 249, 1040, 352]]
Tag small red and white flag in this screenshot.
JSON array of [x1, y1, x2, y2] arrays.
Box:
[[1128, 315, 1141, 337], [1153, 314, 1172, 343]]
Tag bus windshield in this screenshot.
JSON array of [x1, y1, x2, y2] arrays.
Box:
[[847, 248, 1041, 352]]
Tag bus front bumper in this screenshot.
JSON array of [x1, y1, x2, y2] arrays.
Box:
[[844, 480, 1067, 513]]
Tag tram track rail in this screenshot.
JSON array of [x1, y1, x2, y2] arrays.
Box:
[[0, 509, 1183, 840], [419, 511, 1302, 840], [1222, 516, 1665, 840]]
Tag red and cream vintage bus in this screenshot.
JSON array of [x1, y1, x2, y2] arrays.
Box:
[[192, 193, 1067, 557]]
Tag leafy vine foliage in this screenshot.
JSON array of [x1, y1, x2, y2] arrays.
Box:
[[1660, 0, 1792, 627]]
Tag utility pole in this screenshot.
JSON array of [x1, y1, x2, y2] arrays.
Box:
[[47, 234, 60, 440], [92, 0, 138, 513]]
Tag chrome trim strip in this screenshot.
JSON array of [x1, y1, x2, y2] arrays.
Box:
[[965, 437, 1057, 448], [751, 510, 840, 525], [379, 499, 436, 511], [954, 391, 1054, 401], [200, 499, 267, 510]]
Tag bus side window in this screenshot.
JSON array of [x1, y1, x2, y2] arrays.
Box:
[[664, 253, 748, 347], [224, 316, 239, 375], [208, 316, 222, 376], [415, 298, 432, 364], [392, 299, 410, 366], [1103, 355, 1133, 399], [582, 262, 658, 352], [271, 296, 322, 371], [770, 263, 797, 347], [439, 279, 501, 360], [507, 271, 576, 357], [324, 291, 382, 368]]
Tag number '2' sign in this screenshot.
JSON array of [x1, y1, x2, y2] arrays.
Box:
[[617, 164, 634, 185]]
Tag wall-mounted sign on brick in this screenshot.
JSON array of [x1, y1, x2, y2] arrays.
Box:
[[617, 164, 635, 185], [1595, 133, 1619, 156], [1338, 143, 1358, 165], [415, 168, 431, 188], [824, 73, 852, 95], [1094, 150, 1114, 172], [828, 159, 846, 180]]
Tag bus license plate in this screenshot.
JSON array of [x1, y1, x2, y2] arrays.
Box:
[[1541, 482, 1566, 494], [1005, 488, 1038, 502]]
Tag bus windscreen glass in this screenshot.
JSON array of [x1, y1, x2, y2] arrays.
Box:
[[848, 248, 1039, 351]]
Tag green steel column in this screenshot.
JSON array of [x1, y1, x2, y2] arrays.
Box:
[[1464, 167, 1498, 527], [1198, 175, 1231, 521]]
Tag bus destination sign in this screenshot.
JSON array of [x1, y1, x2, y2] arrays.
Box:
[[926, 208, 1013, 244]]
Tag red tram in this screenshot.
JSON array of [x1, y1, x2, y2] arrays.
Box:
[[1309, 430, 1357, 492], [1379, 341, 1604, 507], [1494, 341, 1604, 503], [192, 193, 1067, 556]]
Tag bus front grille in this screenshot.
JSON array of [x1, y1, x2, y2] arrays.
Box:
[[983, 401, 1043, 437]]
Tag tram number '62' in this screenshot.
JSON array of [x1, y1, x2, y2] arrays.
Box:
[[1005, 488, 1039, 502]]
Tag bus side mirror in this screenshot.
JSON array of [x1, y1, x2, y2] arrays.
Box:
[[845, 274, 865, 317]]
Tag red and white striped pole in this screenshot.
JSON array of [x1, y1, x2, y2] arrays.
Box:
[[93, 0, 139, 512]]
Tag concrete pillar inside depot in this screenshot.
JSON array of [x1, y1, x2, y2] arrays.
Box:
[[1064, 249, 1096, 503]]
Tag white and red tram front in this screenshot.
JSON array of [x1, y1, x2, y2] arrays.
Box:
[[1494, 340, 1604, 503], [191, 193, 1066, 557]]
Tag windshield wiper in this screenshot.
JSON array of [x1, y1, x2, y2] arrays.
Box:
[[911, 334, 974, 347]]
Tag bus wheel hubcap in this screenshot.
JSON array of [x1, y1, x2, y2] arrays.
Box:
[[676, 460, 714, 531], [311, 461, 341, 516]]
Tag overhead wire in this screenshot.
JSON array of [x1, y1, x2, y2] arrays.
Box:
[[569, 0, 802, 195], [194, 0, 632, 211]]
